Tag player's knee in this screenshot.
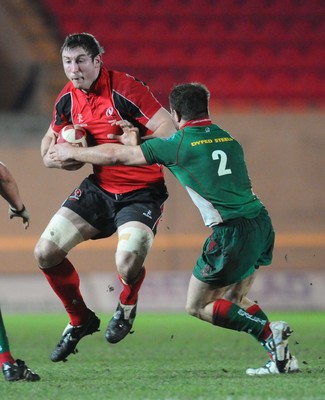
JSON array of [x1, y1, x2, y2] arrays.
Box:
[[185, 303, 200, 318], [116, 226, 152, 283], [116, 251, 144, 283], [117, 226, 153, 260], [34, 239, 66, 269]]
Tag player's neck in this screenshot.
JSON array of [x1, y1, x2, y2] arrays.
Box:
[[180, 118, 212, 129]]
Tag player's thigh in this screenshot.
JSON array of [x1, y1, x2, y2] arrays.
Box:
[[61, 175, 117, 238], [115, 183, 168, 232], [186, 274, 227, 313], [35, 207, 100, 267], [56, 207, 101, 239]]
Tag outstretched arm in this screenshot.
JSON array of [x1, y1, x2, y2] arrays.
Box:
[[0, 162, 30, 229], [48, 129, 148, 167]]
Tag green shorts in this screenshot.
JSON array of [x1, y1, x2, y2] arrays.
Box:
[[193, 207, 275, 287]]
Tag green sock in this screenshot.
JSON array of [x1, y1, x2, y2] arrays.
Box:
[[212, 299, 268, 341], [246, 303, 269, 321], [0, 310, 10, 354]]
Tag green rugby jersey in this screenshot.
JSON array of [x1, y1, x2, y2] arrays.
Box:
[[140, 119, 264, 227]]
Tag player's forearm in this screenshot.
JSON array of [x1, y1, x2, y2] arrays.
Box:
[[68, 144, 115, 165], [52, 143, 147, 166], [41, 130, 60, 168], [0, 163, 24, 210], [73, 144, 135, 165], [0, 184, 23, 209], [41, 135, 52, 158]]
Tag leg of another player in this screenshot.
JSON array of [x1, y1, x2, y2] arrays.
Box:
[[223, 279, 271, 329], [0, 309, 40, 381], [105, 221, 153, 344], [0, 309, 15, 366], [185, 272, 271, 341], [186, 274, 296, 374]]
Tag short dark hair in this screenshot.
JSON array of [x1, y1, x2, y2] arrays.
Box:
[[60, 33, 104, 60], [169, 82, 210, 121]]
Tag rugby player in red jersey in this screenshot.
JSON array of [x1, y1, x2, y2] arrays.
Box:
[[34, 33, 176, 362]]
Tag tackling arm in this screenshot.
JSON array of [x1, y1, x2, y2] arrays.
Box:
[[49, 141, 148, 167]]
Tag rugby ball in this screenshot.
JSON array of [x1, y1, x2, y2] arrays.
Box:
[[57, 125, 88, 147]]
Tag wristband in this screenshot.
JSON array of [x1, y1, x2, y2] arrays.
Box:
[[9, 204, 26, 215]]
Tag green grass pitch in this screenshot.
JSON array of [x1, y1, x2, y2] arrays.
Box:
[[1, 311, 324, 400]]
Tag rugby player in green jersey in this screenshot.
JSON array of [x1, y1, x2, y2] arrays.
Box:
[[0, 162, 40, 382], [49, 83, 299, 375]]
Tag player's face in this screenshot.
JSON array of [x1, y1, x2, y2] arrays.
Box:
[[62, 47, 101, 90]]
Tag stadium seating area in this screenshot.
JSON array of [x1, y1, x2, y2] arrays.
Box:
[[42, 0, 325, 108]]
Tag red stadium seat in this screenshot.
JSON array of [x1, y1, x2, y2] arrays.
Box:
[[262, 0, 299, 16], [59, 18, 87, 35], [304, 45, 325, 70], [208, 20, 233, 42], [132, 45, 166, 68], [158, 46, 190, 68], [285, 20, 317, 43], [247, 46, 278, 70], [256, 20, 288, 43], [226, 20, 260, 43], [293, 71, 325, 100], [235, 72, 267, 100], [263, 72, 295, 100], [215, 47, 250, 70], [185, 46, 219, 69], [41, 0, 325, 107], [273, 46, 306, 70], [209, 72, 240, 99], [142, 19, 174, 43]]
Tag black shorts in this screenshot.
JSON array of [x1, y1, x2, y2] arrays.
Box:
[[62, 174, 169, 239]]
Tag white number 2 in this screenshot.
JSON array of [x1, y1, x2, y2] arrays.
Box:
[[212, 150, 232, 176]]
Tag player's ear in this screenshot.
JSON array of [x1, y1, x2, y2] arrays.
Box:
[[94, 55, 102, 67], [171, 109, 181, 123]]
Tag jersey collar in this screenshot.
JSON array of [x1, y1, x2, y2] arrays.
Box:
[[180, 118, 212, 129]]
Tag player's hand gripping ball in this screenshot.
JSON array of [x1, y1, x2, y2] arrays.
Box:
[[57, 125, 88, 147], [56, 125, 88, 170]]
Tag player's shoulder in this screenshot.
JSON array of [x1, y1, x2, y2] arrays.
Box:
[[55, 85, 73, 108], [60, 79, 75, 93], [108, 68, 133, 82], [108, 68, 149, 91], [146, 130, 182, 149], [164, 130, 182, 142]]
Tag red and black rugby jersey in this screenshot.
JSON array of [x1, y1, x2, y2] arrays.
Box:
[[51, 67, 165, 193]]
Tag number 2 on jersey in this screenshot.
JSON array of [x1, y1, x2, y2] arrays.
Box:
[[212, 150, 232, 176]]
